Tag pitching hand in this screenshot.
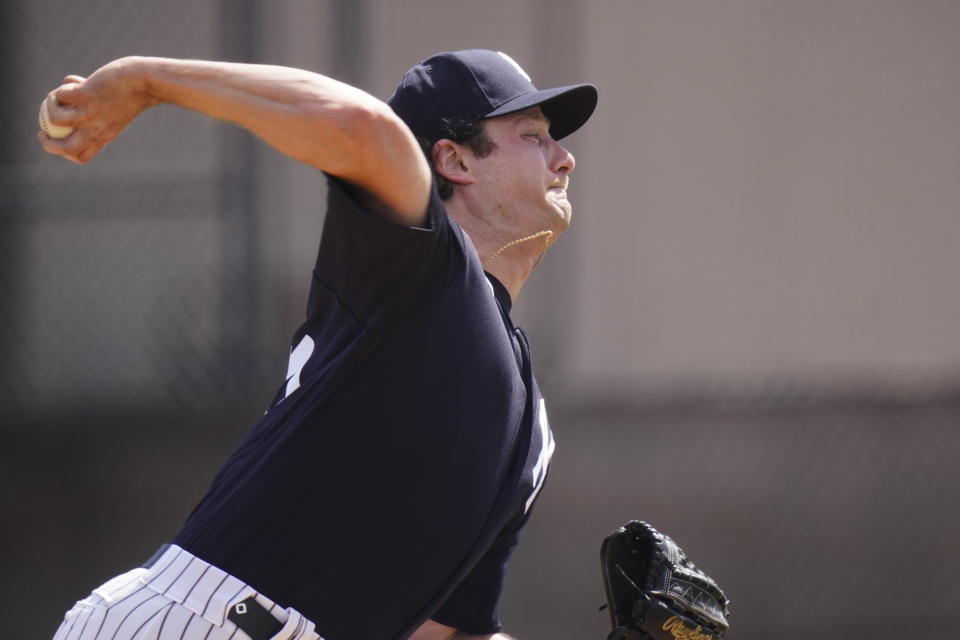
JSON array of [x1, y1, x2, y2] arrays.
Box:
[[37, 57, 157, 164]]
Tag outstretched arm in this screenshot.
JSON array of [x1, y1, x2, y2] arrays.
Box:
[[37, 56, 431, 226]]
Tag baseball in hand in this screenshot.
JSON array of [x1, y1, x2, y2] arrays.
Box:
[[39, 96, 74, 139]]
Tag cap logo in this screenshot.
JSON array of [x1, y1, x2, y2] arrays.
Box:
[[497, 51, 532, 82]]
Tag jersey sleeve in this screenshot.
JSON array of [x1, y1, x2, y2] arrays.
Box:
[[305, 176, 463, 332], [429, 525, 523, 635]]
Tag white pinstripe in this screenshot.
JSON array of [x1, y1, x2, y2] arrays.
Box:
[[50, 546, 321, 640]]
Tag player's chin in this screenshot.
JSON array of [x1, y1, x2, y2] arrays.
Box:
[[546, 191, 572, 220], [553, 199, 573, 228]]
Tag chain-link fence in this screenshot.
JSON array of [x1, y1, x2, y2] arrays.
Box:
[[1, 0, 270, 422]]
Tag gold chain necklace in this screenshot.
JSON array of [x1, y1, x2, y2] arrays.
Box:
[[481, 230, 554, 270]]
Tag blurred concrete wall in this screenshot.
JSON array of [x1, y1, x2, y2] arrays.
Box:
[[260, 0, 960, 401], [3, 2, 960, 640], [569, 1, 960, 400]]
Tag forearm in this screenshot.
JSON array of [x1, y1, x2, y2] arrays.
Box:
[[141, 57, 392, 175], [39, 56, 430, 224]]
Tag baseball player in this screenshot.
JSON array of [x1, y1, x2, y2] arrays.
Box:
[[39, 49, 597, 640]]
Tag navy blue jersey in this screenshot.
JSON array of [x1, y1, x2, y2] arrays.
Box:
[[174, 177, 554, 640]]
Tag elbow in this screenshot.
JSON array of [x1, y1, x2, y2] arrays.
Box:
[[340, 97, 413, 155], [305, 93, 415, 175], [288, 86, 429, 224]]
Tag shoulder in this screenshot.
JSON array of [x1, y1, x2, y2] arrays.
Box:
[[323, 173, 466, 252]]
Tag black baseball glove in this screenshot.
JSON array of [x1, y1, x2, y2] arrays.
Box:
[[600, 521, 730, 640]]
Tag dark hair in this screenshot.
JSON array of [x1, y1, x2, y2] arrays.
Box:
[[419, 118, 497, 200]]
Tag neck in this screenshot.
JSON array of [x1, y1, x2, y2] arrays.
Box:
[[461, 225, 555, 302], [482, 230, 554, 271], [445, 197, 561, 302], [481, 230, 553, 299]]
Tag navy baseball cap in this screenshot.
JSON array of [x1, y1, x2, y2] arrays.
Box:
[[388, 49, 598, 144]]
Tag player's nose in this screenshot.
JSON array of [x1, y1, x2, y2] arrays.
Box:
[[551, 139, 575, 175]]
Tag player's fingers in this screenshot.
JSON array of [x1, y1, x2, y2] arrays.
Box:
[[53, 81, 87, 107], [74, 144, 105, 165], [48, 102, 85, 128], [62, 74, 86, 84], [36, 130, 76, 160], [44, 90, 86, 129], [37, 124, 92, 161], [39, 137, 101, 166]]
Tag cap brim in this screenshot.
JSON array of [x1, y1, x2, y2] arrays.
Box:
[[484, 83, 598, 140]]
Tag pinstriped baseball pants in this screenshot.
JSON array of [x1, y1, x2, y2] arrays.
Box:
[[51, 545, 321, 640]]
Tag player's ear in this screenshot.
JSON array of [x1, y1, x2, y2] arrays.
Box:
[[432, 139, 473, 186]]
